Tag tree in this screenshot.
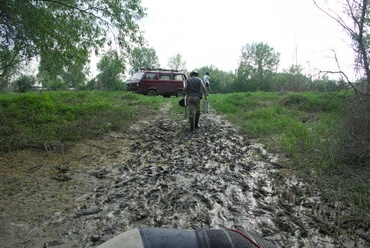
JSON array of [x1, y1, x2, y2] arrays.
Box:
[[37, 54, 66, 90], [197, 65, 235, 93], [167, 54, 186, 71], [313, 1, 370, 165], [313, 0, 370, 95], [37, 45, 89, 89], [129, 47, 160, 73], [278, 65, 311, 92], [0, 0, 146, 89], [236, 42, 280, 91], [96, 50, 124, 90], [61, 60, 89, 89], [0, 50, 21, 90], [13, 74, 36, 92], [314, 77, 339, 92]]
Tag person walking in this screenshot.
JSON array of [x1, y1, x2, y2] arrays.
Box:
[[183, 70, 208, 131], [203, 72, 211, 94]]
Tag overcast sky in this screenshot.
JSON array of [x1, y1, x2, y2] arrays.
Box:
[[139, 0, 356, 79]]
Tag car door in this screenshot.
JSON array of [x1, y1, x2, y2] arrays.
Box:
[[157, 73, 173, 95], [141, 72, 157, 94], [173, 74, 185, 93]]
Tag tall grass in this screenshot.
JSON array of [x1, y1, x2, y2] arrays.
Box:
[[209, 92, 345, 158], [209, 91, 369, 214], [0, 91, 162, 152]]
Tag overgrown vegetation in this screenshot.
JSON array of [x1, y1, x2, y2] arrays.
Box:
[[0, 91, 161, 152], [206, 91, 369, 216], [1, 90, 368, 217], [338, 94, 370, 166]]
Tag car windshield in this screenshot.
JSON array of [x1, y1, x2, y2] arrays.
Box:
[[129, 72, 144, 81]]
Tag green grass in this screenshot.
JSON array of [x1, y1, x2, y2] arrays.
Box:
[[208, 91, 369, 216], [0, 91, 162, 152], [208, 92, 345, 155]]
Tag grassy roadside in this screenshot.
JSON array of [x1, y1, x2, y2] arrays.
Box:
[[208, 91, 344, 157], [0, 91, 162, 152], [206, 91, 369, 216]]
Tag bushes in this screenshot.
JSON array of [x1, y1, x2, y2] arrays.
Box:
[[281, 92, 344, 112], [14, 75, 37, 92], [336, 94, 370, 166]]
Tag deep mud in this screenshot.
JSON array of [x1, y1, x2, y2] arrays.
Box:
[[0, 103, 369, 248]]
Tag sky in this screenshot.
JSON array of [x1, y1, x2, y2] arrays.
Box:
[[139, 0, 357, 80]]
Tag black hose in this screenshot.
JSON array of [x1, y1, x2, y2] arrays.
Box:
[[97, 228, 277, 248]]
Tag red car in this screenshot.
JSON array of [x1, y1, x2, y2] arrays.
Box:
[[126, 68, 186, 97]]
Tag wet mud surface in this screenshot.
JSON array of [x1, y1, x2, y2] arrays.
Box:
[[0, 104, 369, 248]]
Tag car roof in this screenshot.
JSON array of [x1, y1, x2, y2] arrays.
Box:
[[138, 68, 185, 74]]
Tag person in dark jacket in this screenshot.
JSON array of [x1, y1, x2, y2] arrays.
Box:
[[183, 70, 208, 131]]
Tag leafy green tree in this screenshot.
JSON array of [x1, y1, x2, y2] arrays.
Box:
[[13, 74, 36, 92], [37, 52, 65, 89], [129, 47, 160, 73], [37, 48, 89, 89], [286, 64, 304, 75], [272, 72, 310, 92], [83, 78, 97, 91], [0, 0, 146, 89], [197, 65, 235, 93], [314, 77, 338, 92], [236, 42, 280, 91], [61, 58, 89, 89], [0, 51, 21, 91], [271, 65, 310, 92], [167, 54, 186, 71], [49, 78, 67, 91], [96, 50, 124, 90]]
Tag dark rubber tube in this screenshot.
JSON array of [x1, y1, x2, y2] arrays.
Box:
[[140, 228, 199, 248], [97, 228, 277, 248]]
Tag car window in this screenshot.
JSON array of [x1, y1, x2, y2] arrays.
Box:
[[129, 72, 144, 80], [159, 74, 172, 80], [145, 73, 156, 79], [174, 75, 184, 81]]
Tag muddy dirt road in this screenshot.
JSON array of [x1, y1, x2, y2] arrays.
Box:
[[0, 103, 368, 247]]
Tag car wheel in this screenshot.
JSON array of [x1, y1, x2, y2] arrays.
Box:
[[147, 90, 156, 96], [176, 90, 183, 97]]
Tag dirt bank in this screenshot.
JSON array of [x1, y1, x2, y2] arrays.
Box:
[[0, 103, 368, 248]]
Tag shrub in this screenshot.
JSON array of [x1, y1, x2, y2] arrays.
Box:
[[337, 94, 370, 166], [14, 75, 37, 92]]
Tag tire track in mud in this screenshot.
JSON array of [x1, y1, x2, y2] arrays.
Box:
[[1, 103, 369, 248]]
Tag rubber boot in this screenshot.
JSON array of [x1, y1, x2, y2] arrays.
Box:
[[189, 118, 194, 131], [195, 113, 200, 129]]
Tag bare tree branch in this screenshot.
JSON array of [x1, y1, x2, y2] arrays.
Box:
[[313, 0, 370, 95]]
